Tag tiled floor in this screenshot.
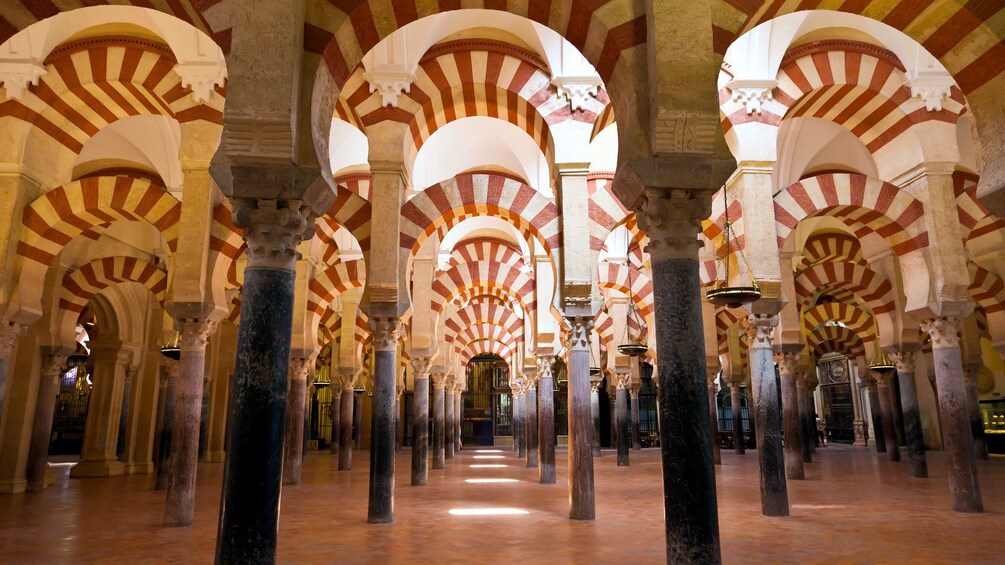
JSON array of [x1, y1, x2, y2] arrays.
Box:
[[0, 445, 1002, 564]]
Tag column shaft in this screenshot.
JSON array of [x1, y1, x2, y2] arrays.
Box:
[[538, 360, 556, 484], [591, 385, 601, 457], [796, 383, 813, 462], [26, 354, 67, 491], [630, 390, 642, 450], [338, 388, 354, 470], [525, 386, 538, 468], [707, 381, 720, 465], [444, 386, 455, 460], [616, 383, 630, 466], [896, 367, 928, 478], [454, 392, 462, 452], [567, 323, 595, 520], [876, 378, 901, 462], [431, 379, 445, 470], [367, 321, 398, 524], [747, 316, 788, 516], [411, 371, 429, 486], [965, 375, 989, 460], [867, 385, 887, 453], [281, 365, 308, 486], [155, 365, 178, 490], [329, 390, 342, 458], [778, 358, 804, 480], [730, 384, 745, 455], [515, 392, 526, 458]]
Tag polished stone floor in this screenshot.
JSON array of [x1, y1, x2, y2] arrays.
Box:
[[0, 444, 1002, 563]]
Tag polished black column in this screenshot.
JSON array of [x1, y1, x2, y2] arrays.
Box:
[[747, 314, 788, 516], [923, 318, 983, 512], [431, 373, 446, 470], [728, 381, 745, 455], [444, 384, 455, 460], [26, 353, 68, 491], [875, 371, 901, 462], [281, 360, 309, 487], [615, 374, 630, 466], [776, 350, 804, 480], [155, 361, 179, 491], [216, 198, 307, 564], [525, 376, 538, 468], [367, 318, 400, 523], [410, 358, 430, 485], [515, 387, 526, 457], [890, 349, 928, 478], [567, 318, 595, 519], [537, 356, 556, 483]]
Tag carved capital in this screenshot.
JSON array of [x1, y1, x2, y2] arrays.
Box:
[[177, 319, 217, 351], [173, 62, 227, 103], [536, 355, 554, 380], [888, 349, 918, 374], [614, 372, 631, 390], [289, 357, 311, 382], [907, 75, 954, 112], [921, 317, 962, 350], [523, 373, 538, 391], [232, 198, 313, 270], [431, 372, 448, 389], [726, 79, 777, 115], [42, 354, 68, 380], [0, 322, 26, 357], [339, 369, 357, 391], [566, 316, 593, 351], [635, 189, 711, 262], [773, 351, 800, 375], [368, 316, 402, 351], [551, 76, 603, 111], [410, 356, 432, 380], [629, 387, 640, 400], [162, 358, 180, 380], [0, 61, 46, 101], [745, 314, 777, 348], [590, 382, 601, 394], [871, 369, 894, 388], [365, 69, 415, 108]]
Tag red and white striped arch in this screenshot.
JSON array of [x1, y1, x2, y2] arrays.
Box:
[[594, 309, 614, 349], [449, 237, 528, 268], [588, 173, 629, 252], [968, 262, 1005, 317], [334, 171, 373, 202], [0, 36, 223, 154], [318, 187, 373, 253], [775, 173, 927, 254], [320, 310, 371, 358], [431, 260, 536, 315], [444, 302, 523, 345], [796, 231, 865, 270], [794, 261, 895, 315], [802, 302, 877, 344], [807, 324, 866, 361], [401, 173, 560, 256], [452, 324, 521, 354], [597, 262, 653, 321], [307, 260, 366, 318], [458, 338, 514, 365], [954, 171, 1005, 245]]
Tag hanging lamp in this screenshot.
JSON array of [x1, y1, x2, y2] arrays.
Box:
[[616, 256, 649, 358], [706, 185, 761, 308], [160, 331, 181, 360], [869, 347, 895, 373]]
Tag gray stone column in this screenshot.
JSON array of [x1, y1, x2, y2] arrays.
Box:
[[746, 314, 788, 516], [795, 371, 813, 462], [444, 382, 455, 460], [0, 322, 26, 419], [537, 355, 556, 483], [514, 385, 526, 457], [329, 387, 342, 459], [590, 381, 601, 457], [728, 381, 745, 455], [454, 390, 463, 452], [874, 370, 902, 462], [155, 360, 179, 490], [888, 349, 928, 478], [630, 386, 642, 451], [26, 352, 68, 491], [165, 319, 216, 526], [431, 372, 446, 470], [636, 188, 720, 562], [567, 317, 595, 519], [410, 357, 431, 486], [367, 317, 401, 524], [964, 365, 990, 460], [338, 375, 355, 471], [525, 372, 539, 468], [707, 368, 720, 465], [215, 197, 311, 564], [863, 374, 887, 453], [921, 317, 983, 512], [117, 366, 135, 459], [775, 349, 804, 480], [281, 358, 310, 487], [614, 372, 631, 466]]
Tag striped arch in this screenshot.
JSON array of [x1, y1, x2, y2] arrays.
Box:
[[802, 303, 877, 343], [955, 171, 1005, 244], [588, 173, 629, 252], [591, 104, 616, 141], [401, 173, 560, 256], [715, 307, 746, 356], [458, 338, 514, 365], [774, 173, 927, 254], [454, 288, 522, 315], [794, 261, 895, 314], [333, 97, 366, 137], [321, 311, 370, 358], [0, 36, 224, 154], [807, 325, 866, 361], [334, 171, 373, 202], [594, 309, 615, 348], [449, 237, 528, 268], [597, 262, 654, 320], [445, 303, 523, 344], [968, 263, 1005, 317], [318, 187, 372, 253], [453, 324, 520, 353], [617, 209, 731, 286], [307, 260, 367, 317], [797, 231, 865, 270], [207, 201, 245, 318], [431, 260, 536, 314]]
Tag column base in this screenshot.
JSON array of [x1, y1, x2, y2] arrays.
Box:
[[124, 462, 155, 474], [0, 479, 26, 494], [70, 459, 125, 478], [204, 451, 226, 463], [853, 420, 868, 447]]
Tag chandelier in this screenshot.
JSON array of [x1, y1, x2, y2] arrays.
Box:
[[869, 347, 895, 373], [160, 331, 181, 360], [706, 185, 760, 308]]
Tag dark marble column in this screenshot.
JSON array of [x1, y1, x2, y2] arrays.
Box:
[[515, 386, 526, 458], [445, 383, 455, 460], [706, 369, 720, 465], [874, 370, 901, 462], [795, 372, 813, 463], [964, 366, 990, 460], [775, 349, 804, 480], [922, 318, 983, 513], [367, 317, 400, 524], [728, 381, 745, 455], [431, 372, 446, 470], [630, 386, 642, 451], [590, 381, 601, 457], [525, 373, 539, 468], [353, 392, 363, 449], [26, 352, 68, 491], [281, 359, 310, 487], [215, 197, 309, 564], [615, 373, 630, 466], [567, 317, 595, 520], [454, 391, 463, 452], [410, 357, 431, 486], [537, 355, 556, 483], [329, 388, 342, 459], [338, 379, 355, 470], [638, 188, 721, 563], [165, 320, 216, 526], [746, 314, 788, 516], [155, 361, 179, 491], [889, 349, 928, 478]]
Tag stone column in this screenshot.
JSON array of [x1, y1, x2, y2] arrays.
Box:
[[281, 358, 311, 487], [394, 384, 404, 453], [636, 188, 720, 561], [338, 374, 355, 471], [963, 365, 990, 460], [590, 381, 601, 457], [215, 199, 310, 563], [614, 372, 631, 466], [164, 319, 216, 526], [71, 343, 130, 477], [444, 383, 455, 460], [849, 368, 867, 448], [431, 372, 447, 470], [514, 384, 526, 457], [888, 349, 928, 478], [567, 317, 595, 519], [25, 352, 68, 491], [921, 318, 983, 513], [795, 370, 813, 462], [537, 355, 556, 483], [0, 322, 26, 418], [775, 349, 804, 480], [117, 366, 135, 459], [862, 373, 887, 453], [454, 390, 463, 452], [524, 372, 539, 468], [728, 381, 745, 455], [707, 368, 720, 465], [630, 386, 642, 451], [329, 386, 342, 459], [155, 360, 179, 490], [746, 314, 788, 516], [874, 369, 901, 462], [410, 357, 431, 486], [367, 317, 401, 524]]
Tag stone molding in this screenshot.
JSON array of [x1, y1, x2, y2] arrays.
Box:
[[614, 372, 631, 390], [726, 79, 777, 115], [174, 62, 227, 103], [410, 357, 432, 379], [339, 369, 357, 391], [635, 189, 711, 262], [365, 69, 415, 108], [368, 317, 402, 352], [745, 314, 778, 348], [551, 75, 603, 112], [232, 198, 312, 271], [629, 388, 639, 400], [773, 351, 800, 375], [0, 61, 46, 101], [907, 75, 955, 112], [920, 317, 962, 350], [431, 372, 449, 389], [536, 355, 554, 380]]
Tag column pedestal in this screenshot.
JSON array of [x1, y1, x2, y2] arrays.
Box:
[[410, 358, 430, 486], [537, 356, 556, 484], [747, 315, 788, 516]]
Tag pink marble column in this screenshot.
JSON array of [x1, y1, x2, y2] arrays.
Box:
[[775, 349, 804, 480], [282, 358, 311, 486]]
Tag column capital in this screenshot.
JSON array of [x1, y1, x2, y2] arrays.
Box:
[[566, 316, 593, 351], [920, 317, 962, 350], [614, 371, 631, 390], [536, 355, 554, 379], [773, 351, 800, 375], [590, 381, 601, 394], [871, 369, 895, 387], [177, 318, 217, 351], [338, 368, 357, 391], [887, 348, 918, 373], [629, 387, 640, 400], [162, 358, 180, 380], [410, 356, 432, 379], [706, 366, 720, 384], [42, 353, 68, 378], [231, 198, 313, 271], [745, 314, 778, 349], [368, 316, 402, 352], [288, 358, 311, 382], [431, 372, 448, 389], [634, 188, 711, 262], [0, 322, 27, 357]]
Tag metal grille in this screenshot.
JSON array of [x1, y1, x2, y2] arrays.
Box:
[[50, 365, 91, 456]]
